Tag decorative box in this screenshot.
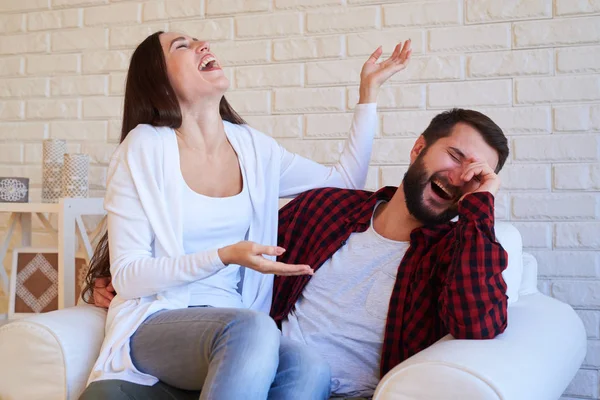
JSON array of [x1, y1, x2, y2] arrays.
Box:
[[0, 177, 29, 203]]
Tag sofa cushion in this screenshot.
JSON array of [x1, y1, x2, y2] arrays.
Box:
[[0, 304, 106, 400], [494, 222, 523, 305]]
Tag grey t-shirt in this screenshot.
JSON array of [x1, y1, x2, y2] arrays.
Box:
[[282, 201, 409, 397]]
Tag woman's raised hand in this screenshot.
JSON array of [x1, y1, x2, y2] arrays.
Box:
[[218, 241, 314, 276], [358, 39, 412, 104]]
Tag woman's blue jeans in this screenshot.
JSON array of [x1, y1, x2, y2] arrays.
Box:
[[79, 307, 331, 400]]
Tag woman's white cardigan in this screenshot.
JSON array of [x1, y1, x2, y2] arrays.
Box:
[[87, 103, 377, 386]]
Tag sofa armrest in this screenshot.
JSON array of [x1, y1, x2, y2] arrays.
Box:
[[0, 304, 106, 400], [374, 293, 587, 400], [518, 252, 539, 296]]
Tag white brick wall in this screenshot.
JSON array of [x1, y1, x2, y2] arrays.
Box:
[[0, 1, 598, 398]]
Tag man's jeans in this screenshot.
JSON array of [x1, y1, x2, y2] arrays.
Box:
[[79, 307, 331, 400]]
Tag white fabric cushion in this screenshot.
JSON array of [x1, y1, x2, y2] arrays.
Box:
[[374, 292, 587, 400], [494, 222, 523, 305], [0, 305, 106, 400]]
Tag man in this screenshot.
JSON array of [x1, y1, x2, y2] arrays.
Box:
[[94, 108, 509, 398], [270, 107, 509, 398]]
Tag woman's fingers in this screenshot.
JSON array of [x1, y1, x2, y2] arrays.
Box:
[[93, 276, 115, 307], [260, 259, 314, 276], [253, 244, 286, 257], [398, 39, 412, 61], [385, 40, 411, 63], [392, 44, 411, 70], [235, 241, 311, 276], [93, 289, 112, 308], [94, 276, 111, 289], [366, 46, 383, 64], [390, 43, 403, 60], [94, 297, 109, 309], [380, 40, 412, 74], [104, 287, 115, 300], [99, 287, 114, 300]]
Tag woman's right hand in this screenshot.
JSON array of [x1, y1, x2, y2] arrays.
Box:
[[218, 241, 314, 276], [93, 276, 115, 309], [358, 39, 412, 104]]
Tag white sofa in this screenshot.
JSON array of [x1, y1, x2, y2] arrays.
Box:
[[0, 223, 587, 400]]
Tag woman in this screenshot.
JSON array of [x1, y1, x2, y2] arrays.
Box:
[[80, 31, 411, 400]]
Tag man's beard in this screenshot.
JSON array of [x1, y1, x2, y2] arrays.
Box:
[[402, 154, 460, 225]]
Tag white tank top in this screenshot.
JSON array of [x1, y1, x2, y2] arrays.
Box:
[[181, 169, 252, 308]]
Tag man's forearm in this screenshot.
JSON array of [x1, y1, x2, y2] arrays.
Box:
[[439, 192, 508, 339]]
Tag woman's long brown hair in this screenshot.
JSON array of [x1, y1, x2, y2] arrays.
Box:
[[81, 31, 245, 303]]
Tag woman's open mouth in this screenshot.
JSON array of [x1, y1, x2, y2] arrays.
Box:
[[199, 55, 220, 72]]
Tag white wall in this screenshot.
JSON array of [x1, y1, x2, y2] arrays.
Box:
[[0, 0, 599, 397]]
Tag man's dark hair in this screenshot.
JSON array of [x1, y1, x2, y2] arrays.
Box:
[[421, 108, 509, 173]]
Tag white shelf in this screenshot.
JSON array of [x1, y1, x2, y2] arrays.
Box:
[[0, 203, 60, 213], [0, 197, 106, 314], [0, 198, 104, 214]]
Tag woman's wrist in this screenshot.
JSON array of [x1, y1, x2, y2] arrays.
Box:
[[217, 246, 231, 266], [358, 84, 379, 104]]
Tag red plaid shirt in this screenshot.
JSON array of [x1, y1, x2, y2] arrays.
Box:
[[271, 186, 508, 377]]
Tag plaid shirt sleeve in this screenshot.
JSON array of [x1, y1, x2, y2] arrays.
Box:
[[271, 189, 332, 323], [438, 191, 509, 339], [271, 188, 373, 324]]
